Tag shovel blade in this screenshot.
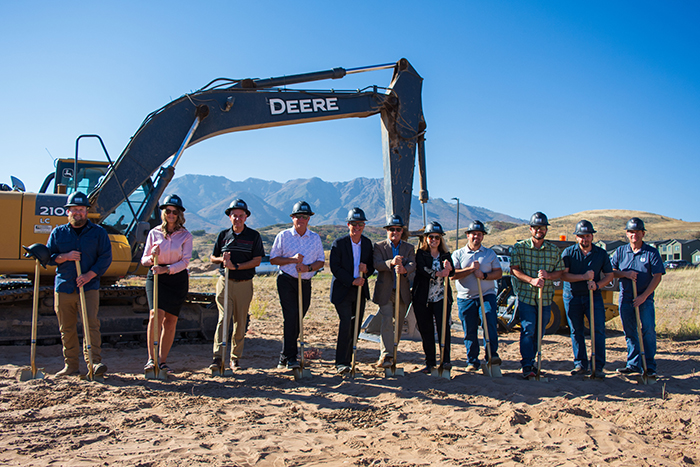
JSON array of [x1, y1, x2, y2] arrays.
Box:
[[145, 369, 157, 380], [384, 366, 404, 377], [292, 367, 312, 380], [483, 364, 503, 378], [18, 368, 45, 381], [437, 367, 451, 380]]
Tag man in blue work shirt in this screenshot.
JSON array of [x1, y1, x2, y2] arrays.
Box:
[[47, 192, 112, 377], [611, 217, 664, 377], [561, 220, 614, 376]]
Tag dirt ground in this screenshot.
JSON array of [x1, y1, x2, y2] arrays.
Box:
[[1, 275, 699, 466]]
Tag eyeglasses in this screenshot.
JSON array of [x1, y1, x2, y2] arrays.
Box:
[[164, 208, 179, 215], [387, 227, 403, 232], [349, 222, 365, 227], [293, 214, 309, 220], [531, 226, 547, 231]]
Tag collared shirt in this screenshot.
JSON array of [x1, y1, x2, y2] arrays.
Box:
[[270, 227, 324, 280], [562, 244, 612, 296], [451, 245, 500, 299], [141, 227, 193, 275], [212, 225, 265, 281], [351, 238, 362, 278], [47, 220, 112, 293], [511, 238, 564, 306], [611, 242, 665, 301]]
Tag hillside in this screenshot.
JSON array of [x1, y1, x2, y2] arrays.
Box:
[[474, 209, 700, 248]]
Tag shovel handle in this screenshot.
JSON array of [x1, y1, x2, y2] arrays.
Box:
[[75, 260, 94, 380], [351, 273, 364, 375], [393, 269, 401, 364], [477, 278, 492, 363], [536, 287, 543, 379], [298, 273, 306, 368], [589, 287, 596, 376], [631, 281, 648, 376], [438, 275, 449, 367]]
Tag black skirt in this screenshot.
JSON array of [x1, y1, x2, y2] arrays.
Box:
[[145, 269, 189, 318]]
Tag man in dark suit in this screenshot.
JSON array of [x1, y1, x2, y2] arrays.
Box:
[[372, 215, 416, 368], [330, 208, 375, 374]]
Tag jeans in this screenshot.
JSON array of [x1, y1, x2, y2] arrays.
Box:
[[457, 295, 499, 367], [564, 291, 606, 371], [619, 299, 656, 372], [517, 301, 550, 369]]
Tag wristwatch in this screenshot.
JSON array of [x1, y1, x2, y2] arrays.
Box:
[[482, 271, 488, 280], [234, 263, 239, 270], [307, 264, 312, 272]]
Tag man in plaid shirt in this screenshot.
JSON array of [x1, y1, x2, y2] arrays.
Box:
[[510, 212, 564, 378]]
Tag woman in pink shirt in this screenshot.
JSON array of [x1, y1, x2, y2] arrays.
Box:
[[141, 194, 193, 373]]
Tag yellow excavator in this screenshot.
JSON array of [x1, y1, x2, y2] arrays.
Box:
[[0, 58, 430, 344]]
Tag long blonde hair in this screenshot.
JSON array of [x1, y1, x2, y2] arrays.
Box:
[[160, 207, 186, 234]]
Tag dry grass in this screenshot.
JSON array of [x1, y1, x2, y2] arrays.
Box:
[[607, 267, 700, 340]]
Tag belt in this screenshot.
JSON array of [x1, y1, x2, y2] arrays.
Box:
[[281, 271, 311, 283]]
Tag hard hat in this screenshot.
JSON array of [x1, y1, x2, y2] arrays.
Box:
[[424, 221, 445, 235], [466, 220, 487, 234], [346, 207, 367, 222], [22, 243, 51, 268], [529, 212, 550, 227], [625, 217, 646, 231], [290, 201, 314, 217], [64, 191, 90, 208], [225, 198, 250, 217], [573, 219, 596, 235], [160, 194, 186, 212], [384, 214, 405, 229]]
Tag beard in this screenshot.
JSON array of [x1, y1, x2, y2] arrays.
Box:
[[69, 216, 87, 228]]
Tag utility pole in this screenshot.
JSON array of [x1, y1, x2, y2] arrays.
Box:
[[452, 197, 460, 250]]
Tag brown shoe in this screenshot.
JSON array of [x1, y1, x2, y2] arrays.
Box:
[[55, 365, 80, 377], [231, 359, 240, 370], [377, 357, 393, 369]]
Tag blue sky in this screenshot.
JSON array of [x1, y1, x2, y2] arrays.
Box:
[[2, 1, 698, 222]]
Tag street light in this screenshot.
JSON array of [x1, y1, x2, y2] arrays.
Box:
[[452, 197, 460, 250]]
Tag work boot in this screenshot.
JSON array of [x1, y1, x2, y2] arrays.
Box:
[[209, 357, 222, 371], [55, 365, 80, 377], [93, 362, 108, 377]]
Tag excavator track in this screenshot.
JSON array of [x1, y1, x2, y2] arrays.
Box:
[[0, 280, 217, 345]]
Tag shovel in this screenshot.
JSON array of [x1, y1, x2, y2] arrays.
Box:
[[212, 265, 234, 377], [293, 273, 312, 380], [350, 274, 364, 378], [586, 287, 604, 380], [75, 261, 100, 382], [531, 287, 548, 382], [431, 275, 451, 380], [385, 269, 404, 377], [18, 245, 49, 382], [631, 281, 655, 385], [478, 278, 502, 378], [145, 256, 167, 380]]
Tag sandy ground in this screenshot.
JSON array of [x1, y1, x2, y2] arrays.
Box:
[[1, 277, 699, 466]]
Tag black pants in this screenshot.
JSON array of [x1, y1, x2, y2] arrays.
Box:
[[414, 299, 451, 366], [334, 289, 366, 366], [277, 273, 311, 361]]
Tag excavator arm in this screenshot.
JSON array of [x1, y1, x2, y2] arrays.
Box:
[[90, 58, 428, 241]]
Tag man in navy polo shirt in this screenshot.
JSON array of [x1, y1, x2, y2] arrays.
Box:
[[561, 220, 614, 376], [47, 191, 112, 377], [611, 217, 665, 377]]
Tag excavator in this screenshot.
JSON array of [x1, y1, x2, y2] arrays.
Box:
[[0, 58, 429, 344]]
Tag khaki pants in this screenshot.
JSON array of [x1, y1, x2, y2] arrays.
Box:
[[378, 295, 408, 359], [54, 289, 102, 369], [213, 277, 254, 359]]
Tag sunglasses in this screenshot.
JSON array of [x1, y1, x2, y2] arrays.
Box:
[[293, 214, 309, 220], [427, 235, 441, 240], [387, 227, 403, 232], [164, 208, 179, 215], [349, 222, 365, 227]]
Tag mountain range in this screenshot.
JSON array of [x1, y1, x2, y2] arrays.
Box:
[[165, 175, 524, 232]]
